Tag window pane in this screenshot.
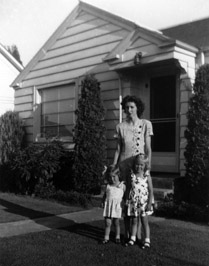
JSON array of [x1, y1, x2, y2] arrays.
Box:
[[42, 88, 58, 102], [42, 126, 58, 138], [40, 84, 75, 139], [42, 102, 58, 114], [59, 112, 74, 125], [59, 85, 75, 99], [42, 114, 58, 125], [59, 99, 74, 112]]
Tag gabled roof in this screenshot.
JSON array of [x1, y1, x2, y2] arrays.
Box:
[[11, 1, 198, 87], [0, 43, 24, 72], [161, 17, 209, 50]]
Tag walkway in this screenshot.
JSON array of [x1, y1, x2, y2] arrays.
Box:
[[0, 207, 104, 238]]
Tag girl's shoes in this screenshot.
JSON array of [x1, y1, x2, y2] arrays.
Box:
[[142, 241, 150, 249], [115, 239, 121, 244], [125, 239, 135, 246], [102, 239, 109, 244]]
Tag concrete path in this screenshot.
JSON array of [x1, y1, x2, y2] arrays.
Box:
[[1, 207, 208, 239], [0, 207, 104, 238]]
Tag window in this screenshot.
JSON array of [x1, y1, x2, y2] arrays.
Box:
[[40, 84, 75, 141]]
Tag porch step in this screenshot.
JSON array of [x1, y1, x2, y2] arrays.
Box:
[[153, 188, 173, 201], [152, 176, 174, 190], [152, 174, 179, 200]]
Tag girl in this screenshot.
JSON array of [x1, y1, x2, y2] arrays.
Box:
[[126, 154, 153, 249], [102, 167, 126, 244]]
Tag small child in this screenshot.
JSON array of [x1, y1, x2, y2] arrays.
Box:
[[126, 154, 153, 249], [101, 167, 126, 244]]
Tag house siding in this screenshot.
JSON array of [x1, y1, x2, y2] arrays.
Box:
[[14, 9, 129, 163]]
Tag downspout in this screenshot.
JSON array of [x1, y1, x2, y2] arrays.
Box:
[[118, 75, 122, 123]]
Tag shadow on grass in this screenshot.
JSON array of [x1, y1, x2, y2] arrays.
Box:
[[0, 198, 62, 220], [0, 198, 55, 220], [67, 223, 104, 242], [0, 198, 105, 240]]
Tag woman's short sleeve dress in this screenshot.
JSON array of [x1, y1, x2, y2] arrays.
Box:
[[114, 119, 153, 182]]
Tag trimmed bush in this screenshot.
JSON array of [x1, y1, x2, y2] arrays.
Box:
[[184, 64, 209, 206], [73, 74, 107, 194], [0, 111, 24, 164]]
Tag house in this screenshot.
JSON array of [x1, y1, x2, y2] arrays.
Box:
[[0, 43, 23, 116], [10, 1, 209, 177]]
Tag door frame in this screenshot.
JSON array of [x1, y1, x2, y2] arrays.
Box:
[[150, 74, 180, 173]]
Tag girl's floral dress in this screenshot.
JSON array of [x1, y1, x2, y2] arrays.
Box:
[[127, 172, 150, 217]]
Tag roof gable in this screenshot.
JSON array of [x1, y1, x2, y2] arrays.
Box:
[[11, 1, 198, 87]]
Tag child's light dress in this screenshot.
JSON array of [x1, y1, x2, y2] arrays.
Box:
[[127, 172, 152, 217], [103, 182, 125, 218]]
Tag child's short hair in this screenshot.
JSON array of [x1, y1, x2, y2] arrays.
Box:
[[134, 154, 149, 166], [105, 165, 121, 182]]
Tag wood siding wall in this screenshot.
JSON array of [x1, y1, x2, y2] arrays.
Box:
[[14, 10, 130, 160]]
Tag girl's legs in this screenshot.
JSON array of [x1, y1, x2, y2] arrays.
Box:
[[141, 215, 150, 248], [126, 216, 137, 245], [124, 215, 131, 240], [104, 217, 112, 242], [136, 216, 142, 242], [113, 218, 121, 243]]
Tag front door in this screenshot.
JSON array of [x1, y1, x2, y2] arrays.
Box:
[[150, 75, 179, 173]]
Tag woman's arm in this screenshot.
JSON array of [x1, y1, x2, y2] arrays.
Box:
[[147, 175, 153, 208], [112, 140, 121, 167], [145, 135, 152, 170]]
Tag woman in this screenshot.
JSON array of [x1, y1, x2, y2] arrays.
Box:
[[111, 95, 153, 242]]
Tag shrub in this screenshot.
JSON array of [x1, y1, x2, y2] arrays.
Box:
[[184, 64, 209, 206], [73, 74, 107, 194], [11, 141, 73, 195], [0, 111, 24, 164], [155, 200, 208, 223]]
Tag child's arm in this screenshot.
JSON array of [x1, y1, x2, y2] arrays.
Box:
[[101, 187, 107, 208], [146, 175, 153, 211]]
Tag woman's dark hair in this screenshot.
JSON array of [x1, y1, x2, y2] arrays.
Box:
[[121, 95, 145, 118]]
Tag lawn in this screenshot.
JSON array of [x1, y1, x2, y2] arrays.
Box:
[[0, 192, 209, 266], [0, 218, 209, 266]]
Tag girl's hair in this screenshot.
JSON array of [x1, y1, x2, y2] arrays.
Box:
[[134, 154, 149, 167], [105, 166, 121, 182], [121, 95, 145, 118]]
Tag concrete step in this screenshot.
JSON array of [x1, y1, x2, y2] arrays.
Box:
[[151, 174, 177, 200], [152, 176, 174, 190], [153, 188, 173, 201]]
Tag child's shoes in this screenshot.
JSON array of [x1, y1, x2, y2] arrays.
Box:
[[125, 239, 135, 247], [115, 239, 121, 244], [141, 241, 150, 249], [102, 239, 109, 244]]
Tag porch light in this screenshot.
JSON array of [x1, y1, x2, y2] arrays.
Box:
[[134, 52, 142, 65]]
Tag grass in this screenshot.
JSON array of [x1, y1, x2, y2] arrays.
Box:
[[0, 192, 209, 266]]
